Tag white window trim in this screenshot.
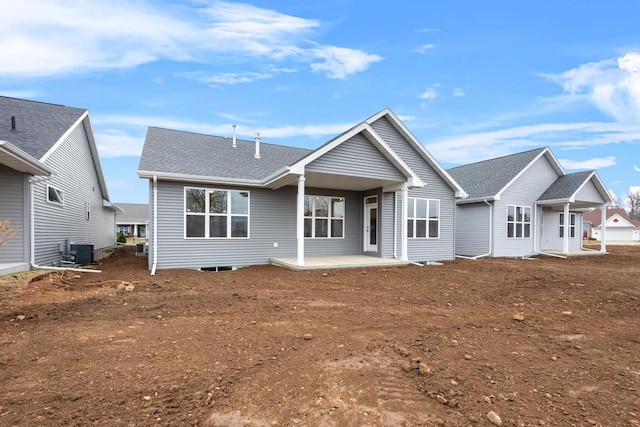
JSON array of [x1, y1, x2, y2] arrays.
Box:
[[407, 197, 440, 239], [46, 184, 64, 206], [184, 187, 250, 239], [506, 205, 532, 239], [559, 212, 577, 238], [304, 195, 346, 239]]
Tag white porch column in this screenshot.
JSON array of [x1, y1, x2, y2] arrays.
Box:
[[400, 184, 408, 261], [296, 175, 306, 266], [563, 202, 570, 254], [133, 224, 138, 237], [600, 204, 607, 253]]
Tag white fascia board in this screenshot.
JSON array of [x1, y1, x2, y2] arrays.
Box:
[[288, 122, 369, 169], [286, 120, 423, 186], [82, 115, 111, 201], [606, 213, 635, 227], [137, 170, 264, 187], [360, 125, 424, 185], [0, 140, 52, 175], [103, 199, 124, 213], [455, 196, 498, 205], [536, 198, 571, 205], [588, 171, 616, 206], [366, 108, 468, 198], [40, 110, 88, 163]]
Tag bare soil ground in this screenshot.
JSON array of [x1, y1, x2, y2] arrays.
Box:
[[1, 246, 639, 427]]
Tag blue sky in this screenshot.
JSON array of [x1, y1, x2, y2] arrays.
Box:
[[1, 0, 639, 206]]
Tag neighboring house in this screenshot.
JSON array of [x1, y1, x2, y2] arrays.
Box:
[[448, 147, 615, 258], [116, 203, 149, 238], [137, 108, 467, 273], [583, 208, 640, 242], [0, 96, 120, 275]]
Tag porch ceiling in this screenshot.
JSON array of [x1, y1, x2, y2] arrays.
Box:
[[303, 171, 405, 191], [539, 200, 606, 210]]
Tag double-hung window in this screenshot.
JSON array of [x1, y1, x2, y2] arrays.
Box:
[[185, 188, 249, 238], [407, 198, 440, 238], [507, 205, 531, 238], [304, 195, 344, 238], [559, 213, 576, 238]]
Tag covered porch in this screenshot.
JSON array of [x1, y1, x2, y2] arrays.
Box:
[[536, 170, 615, 256], [263, 121, 425, 268], [270, 255, 409, 270]]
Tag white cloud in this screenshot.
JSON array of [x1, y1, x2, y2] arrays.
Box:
[[453, 88, 465, 97], [543, 51, 640, 123], [0, 1, 381, 80], [309, 46, 382, 79], [95, 129, 145, 157], [419, 88, 438, 100], [92, 114, 358, 156], [417, 28, 439, 33], [427, 121, 640, 164], [634, 164, 640, 172], [559, 156, 616, 170], [0, 89, 44, 99], [413, 44, 436, 54]]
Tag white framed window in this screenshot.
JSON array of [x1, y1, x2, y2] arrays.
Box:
[[304, 195, 345, 238], [46, 185, 64, 206], [184, 187, 249, 239], [407, 198, 440, 238], [507, 205, 531, 238], [559, 213, 576, 238]]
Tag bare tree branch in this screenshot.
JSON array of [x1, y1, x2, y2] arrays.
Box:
[[0, 219, 17, 246]]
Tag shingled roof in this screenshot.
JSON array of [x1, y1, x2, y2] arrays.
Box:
[[138, 127, 312, 181], [537, 171, 594, 201], [447, 147, 547, 199], [0, 96, 86, 160], [115, 203, 149, 224]]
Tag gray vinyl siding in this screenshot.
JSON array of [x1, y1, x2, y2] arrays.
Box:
[[381, 191, 398, 259], [153, 181, 363, 269], [306, 133, 405, 181], [370, 117, 456, 261], [493, 156, 559, 257], [455, 203, 491, 257], [33, 124, 115, 266], [0, 164, 29, 263], [540, 210, 583, 251], [575, 180, 605, 203]]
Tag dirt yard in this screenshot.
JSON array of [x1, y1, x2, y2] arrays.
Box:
[[1, 246, 639, 427]]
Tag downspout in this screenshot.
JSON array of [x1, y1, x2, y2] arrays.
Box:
[[456, 199, 493, 260], [29, 177, 101, 273], [150, 175, 159, 276]]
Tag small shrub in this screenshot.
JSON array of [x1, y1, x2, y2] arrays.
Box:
[[116, 232, 127, 244]]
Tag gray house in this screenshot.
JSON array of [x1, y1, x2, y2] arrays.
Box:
[[138, 108, 467, 272], [116, 203, 149, 238], [448, 147, 615, 258], [0, 96, 120, 275]]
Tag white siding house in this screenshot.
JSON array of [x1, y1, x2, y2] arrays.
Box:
[[138, 108, 467, 272], [448, 147, 615, 258], [0, 96, 119, 275]]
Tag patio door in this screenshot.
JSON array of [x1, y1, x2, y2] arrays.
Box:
[[364, 196, 378, 252]]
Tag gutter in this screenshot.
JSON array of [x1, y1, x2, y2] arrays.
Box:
[[150, 175, 158, 276], [29, 177, 101, 274]]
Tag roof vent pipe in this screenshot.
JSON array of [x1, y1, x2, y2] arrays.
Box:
[[254, 132, 261, 159], [232, 124, 237, 148], [11, 116, 16, 130]]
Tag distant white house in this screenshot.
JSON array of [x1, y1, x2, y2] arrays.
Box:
[[116, 203, 149, 238], [583, 208, 640, 242]]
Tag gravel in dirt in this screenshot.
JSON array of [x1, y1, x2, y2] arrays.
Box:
[[1, 245, 639, 426]]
